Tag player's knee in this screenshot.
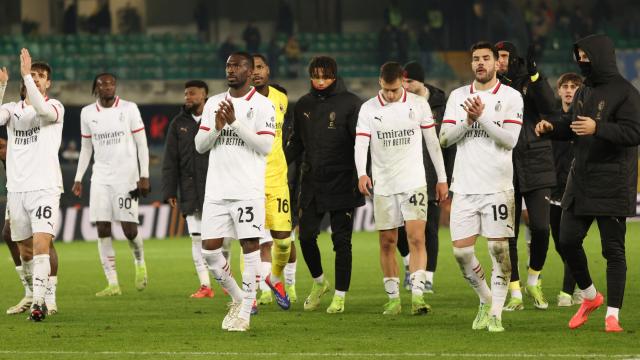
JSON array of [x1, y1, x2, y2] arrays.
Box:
[[122, 224, 138, 240], [96, 222, 112, 237], [2, 225, 11, 243], [452, 246, 473, 264], [274, 238, 291, 251]]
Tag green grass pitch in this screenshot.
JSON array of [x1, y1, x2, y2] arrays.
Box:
[[1, 224, 639, 359]]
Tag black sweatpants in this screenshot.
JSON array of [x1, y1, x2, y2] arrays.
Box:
[[298, 199, 355, 292], [397, 201, 440, 272], [549, 203, 577, 294], [508, 187, 551, 282], [559, 208, 627, 308]]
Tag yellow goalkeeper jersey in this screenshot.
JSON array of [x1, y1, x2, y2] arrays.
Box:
[[265, 86, 288, 188]]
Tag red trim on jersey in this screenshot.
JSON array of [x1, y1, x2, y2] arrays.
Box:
[[52, 104, 59, 122], [257, 130, 275, 136], [114, 96, 120, 107], [81, 134, 92, 138], [199, 126, 211, 131], [131, 127, 145, 133], [402, 88, 407, 102], [95, 103, 100, 112], [421, 123, 436, 129], [443, 120, 458, 124], [244, 87, 257, 101], [377, 93, 385, 106], [492, 82, 502, 94], [503, 119, 523, 125], [470, 83, 475, 94], [96, 96, 120, 112], [356, 132, 371, 137], [44, 96, 49, 101]]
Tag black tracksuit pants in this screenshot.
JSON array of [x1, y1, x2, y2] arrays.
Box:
[[509, 187, 551, 282], [550, 203, 577, 294], [298, 198, 354, 292], [559, 207, 627, 308], [397, 201, 440, 272]]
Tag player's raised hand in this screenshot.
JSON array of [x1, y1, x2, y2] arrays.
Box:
[[138, 177, 150, 197], [20, 48, 32, 77], [214, 106, 226, 130], [167, 197, 177, 208], [535, 119, 554, 136], [435, 182, 449, 203], [72, 181, 83, 198], [358, 175, 373, 197], [0, 67, 8, 84]]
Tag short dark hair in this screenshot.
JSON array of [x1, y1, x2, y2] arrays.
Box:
[[557, 72, 583, 89], [230, 51, 254, 68], [379, 62, 404, 83], [308, 56, 338, 79], [470, 41, 498, 60], [31, 61, 52, 80], [91, 72, 117, 96], [185, 80, 209, 95], [252, 53, 269, 67]]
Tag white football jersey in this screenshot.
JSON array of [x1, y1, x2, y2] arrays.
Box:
[[0, 99, 64, 193], [356, 89, 435, 195], [80, 97, 146, 185], [200, 87, 276, 200], [443, 81, 523, 194]]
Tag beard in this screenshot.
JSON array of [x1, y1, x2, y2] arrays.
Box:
[[475, 68, 496, 84], [186, 102, 200, 113]]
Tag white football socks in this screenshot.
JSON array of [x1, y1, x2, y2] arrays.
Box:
[[284, 261, 297, 286], [488, 241, 511, 319], [190, 235, 210, 287], [128, 234, 145, 266], [239, 250, 260, 321], [45, 276, 57, 306], [98, 237, 118, 285], [32, 254, 51, 306], [202, 248, 243, 302], [453, 246, 492, 304], [383, 277, 400, 299]]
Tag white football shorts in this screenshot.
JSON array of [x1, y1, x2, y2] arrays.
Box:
[[8, 188, 61, 241], [201, 198, 265, 240], [373, 186, 428, 231], [89, 182, 139, 223], [450, 190, 515, 241]]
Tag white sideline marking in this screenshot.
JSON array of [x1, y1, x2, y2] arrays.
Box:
[[0, 351, 638, 358]]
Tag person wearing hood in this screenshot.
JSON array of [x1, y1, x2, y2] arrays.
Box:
[[395, 61, 451, 293], [536, 34, 640, 332], [495, 41, 557, 312], [285, 56, 364, 314], [163, 80, 228, 299]]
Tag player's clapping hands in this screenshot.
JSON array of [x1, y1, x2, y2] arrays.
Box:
[[462, 96, 484, 125], [218, 100, 236, 125]]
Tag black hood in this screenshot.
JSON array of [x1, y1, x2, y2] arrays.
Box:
[[425, 83, 446, 108], [574, 34, 619, 85], [310, 77, 347, 98], [496, 41, 527, 85]]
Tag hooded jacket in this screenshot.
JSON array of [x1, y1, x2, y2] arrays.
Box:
[[550, 34, 640, 216], [285, 78, 365, 212], [498, 44, 557, 193], [162, 106, 210, 216]]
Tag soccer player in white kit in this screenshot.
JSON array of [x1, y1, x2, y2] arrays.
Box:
[[72, 73, 150, 296], [195, 52, 275, 332], [355, 62, 448, 315], [440, 42, 523, 332], [0, 49, 65, 321]]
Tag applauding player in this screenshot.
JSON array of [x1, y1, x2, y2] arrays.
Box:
[[195, 52, 275, 332], [440, 42, 523, 332]]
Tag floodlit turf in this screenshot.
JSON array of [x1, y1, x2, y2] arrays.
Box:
[[1, 224, 639, 360]]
